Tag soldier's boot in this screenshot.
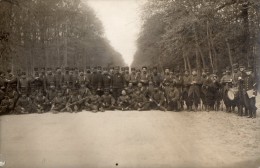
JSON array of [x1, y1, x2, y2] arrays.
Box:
[[99, 107, 105, 112], [205, 105, 209, 112], [252, 110, 256, 118], [247, 110, 252, 118], [244, 109, 248, 116], [231, 106, 235, 113], [194, 106, 198, 112]]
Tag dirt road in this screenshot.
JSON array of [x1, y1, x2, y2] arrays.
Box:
[[0, 109, 260, 168]]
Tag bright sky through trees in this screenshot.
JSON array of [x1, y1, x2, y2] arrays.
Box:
[[87, 0, 142, 66]]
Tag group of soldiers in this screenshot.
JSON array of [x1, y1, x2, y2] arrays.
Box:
[[0, 63, 257, 118]]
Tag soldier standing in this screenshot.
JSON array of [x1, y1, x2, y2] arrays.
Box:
[[17, 72, 30, 96], [220, 67, 233, 112], [111, 66, 125, 101], [188, 69, 201, 111], [139, 66, 150, 86], [129, 67, 138, 86], [55, 67, 63, 90], [45, 68, 56, 91], [151, 67, 162, 87], [242, 66, 257, 118], [102, 67, 112, 91], [182, 70, 192, 111]]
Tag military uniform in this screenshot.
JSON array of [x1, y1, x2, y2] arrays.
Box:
[[188, 70, 201, 111], [167, 86, 180, 111], [117, 90, 131, 110], [17, 72, 29, 96], [15, 94, 33, 114], [111, 67, 125, 100], [242, 67, 257, 118], [131, 90, 147, 110], [100, 90, 116, 110], [51, 92, 66, 112], [220, 68, 233, 112], [85, 90, 101, 112], [33, 92, 51, 112]]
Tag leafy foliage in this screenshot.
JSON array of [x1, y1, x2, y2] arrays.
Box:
[[0, 0, 125, 73], [133, 0, 260, 73]]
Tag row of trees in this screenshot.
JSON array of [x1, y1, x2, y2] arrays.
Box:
[[133, 0, 260, 74], [0, 0, 124, 74]]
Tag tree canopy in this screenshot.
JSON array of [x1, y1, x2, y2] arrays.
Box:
[[133, 0, 260, 73], [0, 0, 125, 73]]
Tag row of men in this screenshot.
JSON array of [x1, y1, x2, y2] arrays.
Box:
[[0, 64, 257, 118]]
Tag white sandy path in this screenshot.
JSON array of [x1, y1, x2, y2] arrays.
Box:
[[0, 97, 260, 168]]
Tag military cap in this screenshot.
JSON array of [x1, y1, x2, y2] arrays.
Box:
[[239, 64, 245, 68], [79, 69, 84, 72], [21, 72, 26, 75], [226, 66, 231, 72], [246, 66, 253, 71], [131, 67, 136, 71], [125, 67, 129, 71], [233, 63, 239, 68], [121, 67, 125, 71], [97, 66, 102, 70], [109, 66, 114, 70], [41, 67, 45, 71], [34, 67, 38, 71], [103, 67, 108, 71], [7, 69, 11, 73], [114, 66, 120, 70], [104, 88, 110, 92], [86, 66, 90, 70], [153, 66, 158, 70], [56, 67, 61, 70], [47, 68, 52, 71], [164, 67, 170, 70], [142, 66, 147, 70], [65, 67, 70, 71]]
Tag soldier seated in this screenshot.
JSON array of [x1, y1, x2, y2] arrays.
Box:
[[65, 90, 80, 113], [15, 94, 34, 114], [51, 91, 66, 113], [131, 90, 147, 111], [33, 91, 51, 113], [84, 90, 102, 112], [167, 85, 180, 112], [142, 87, 166, 111], [117, 90, 131, 111], [100, 89, 116, 111], [0, 96, 13, 115]]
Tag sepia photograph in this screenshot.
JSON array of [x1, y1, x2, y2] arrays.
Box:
[[0, 0, 260, 167]]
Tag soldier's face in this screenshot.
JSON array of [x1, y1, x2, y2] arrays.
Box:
[[246, 71, 252, 75], [240, 68, 245, 72]]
